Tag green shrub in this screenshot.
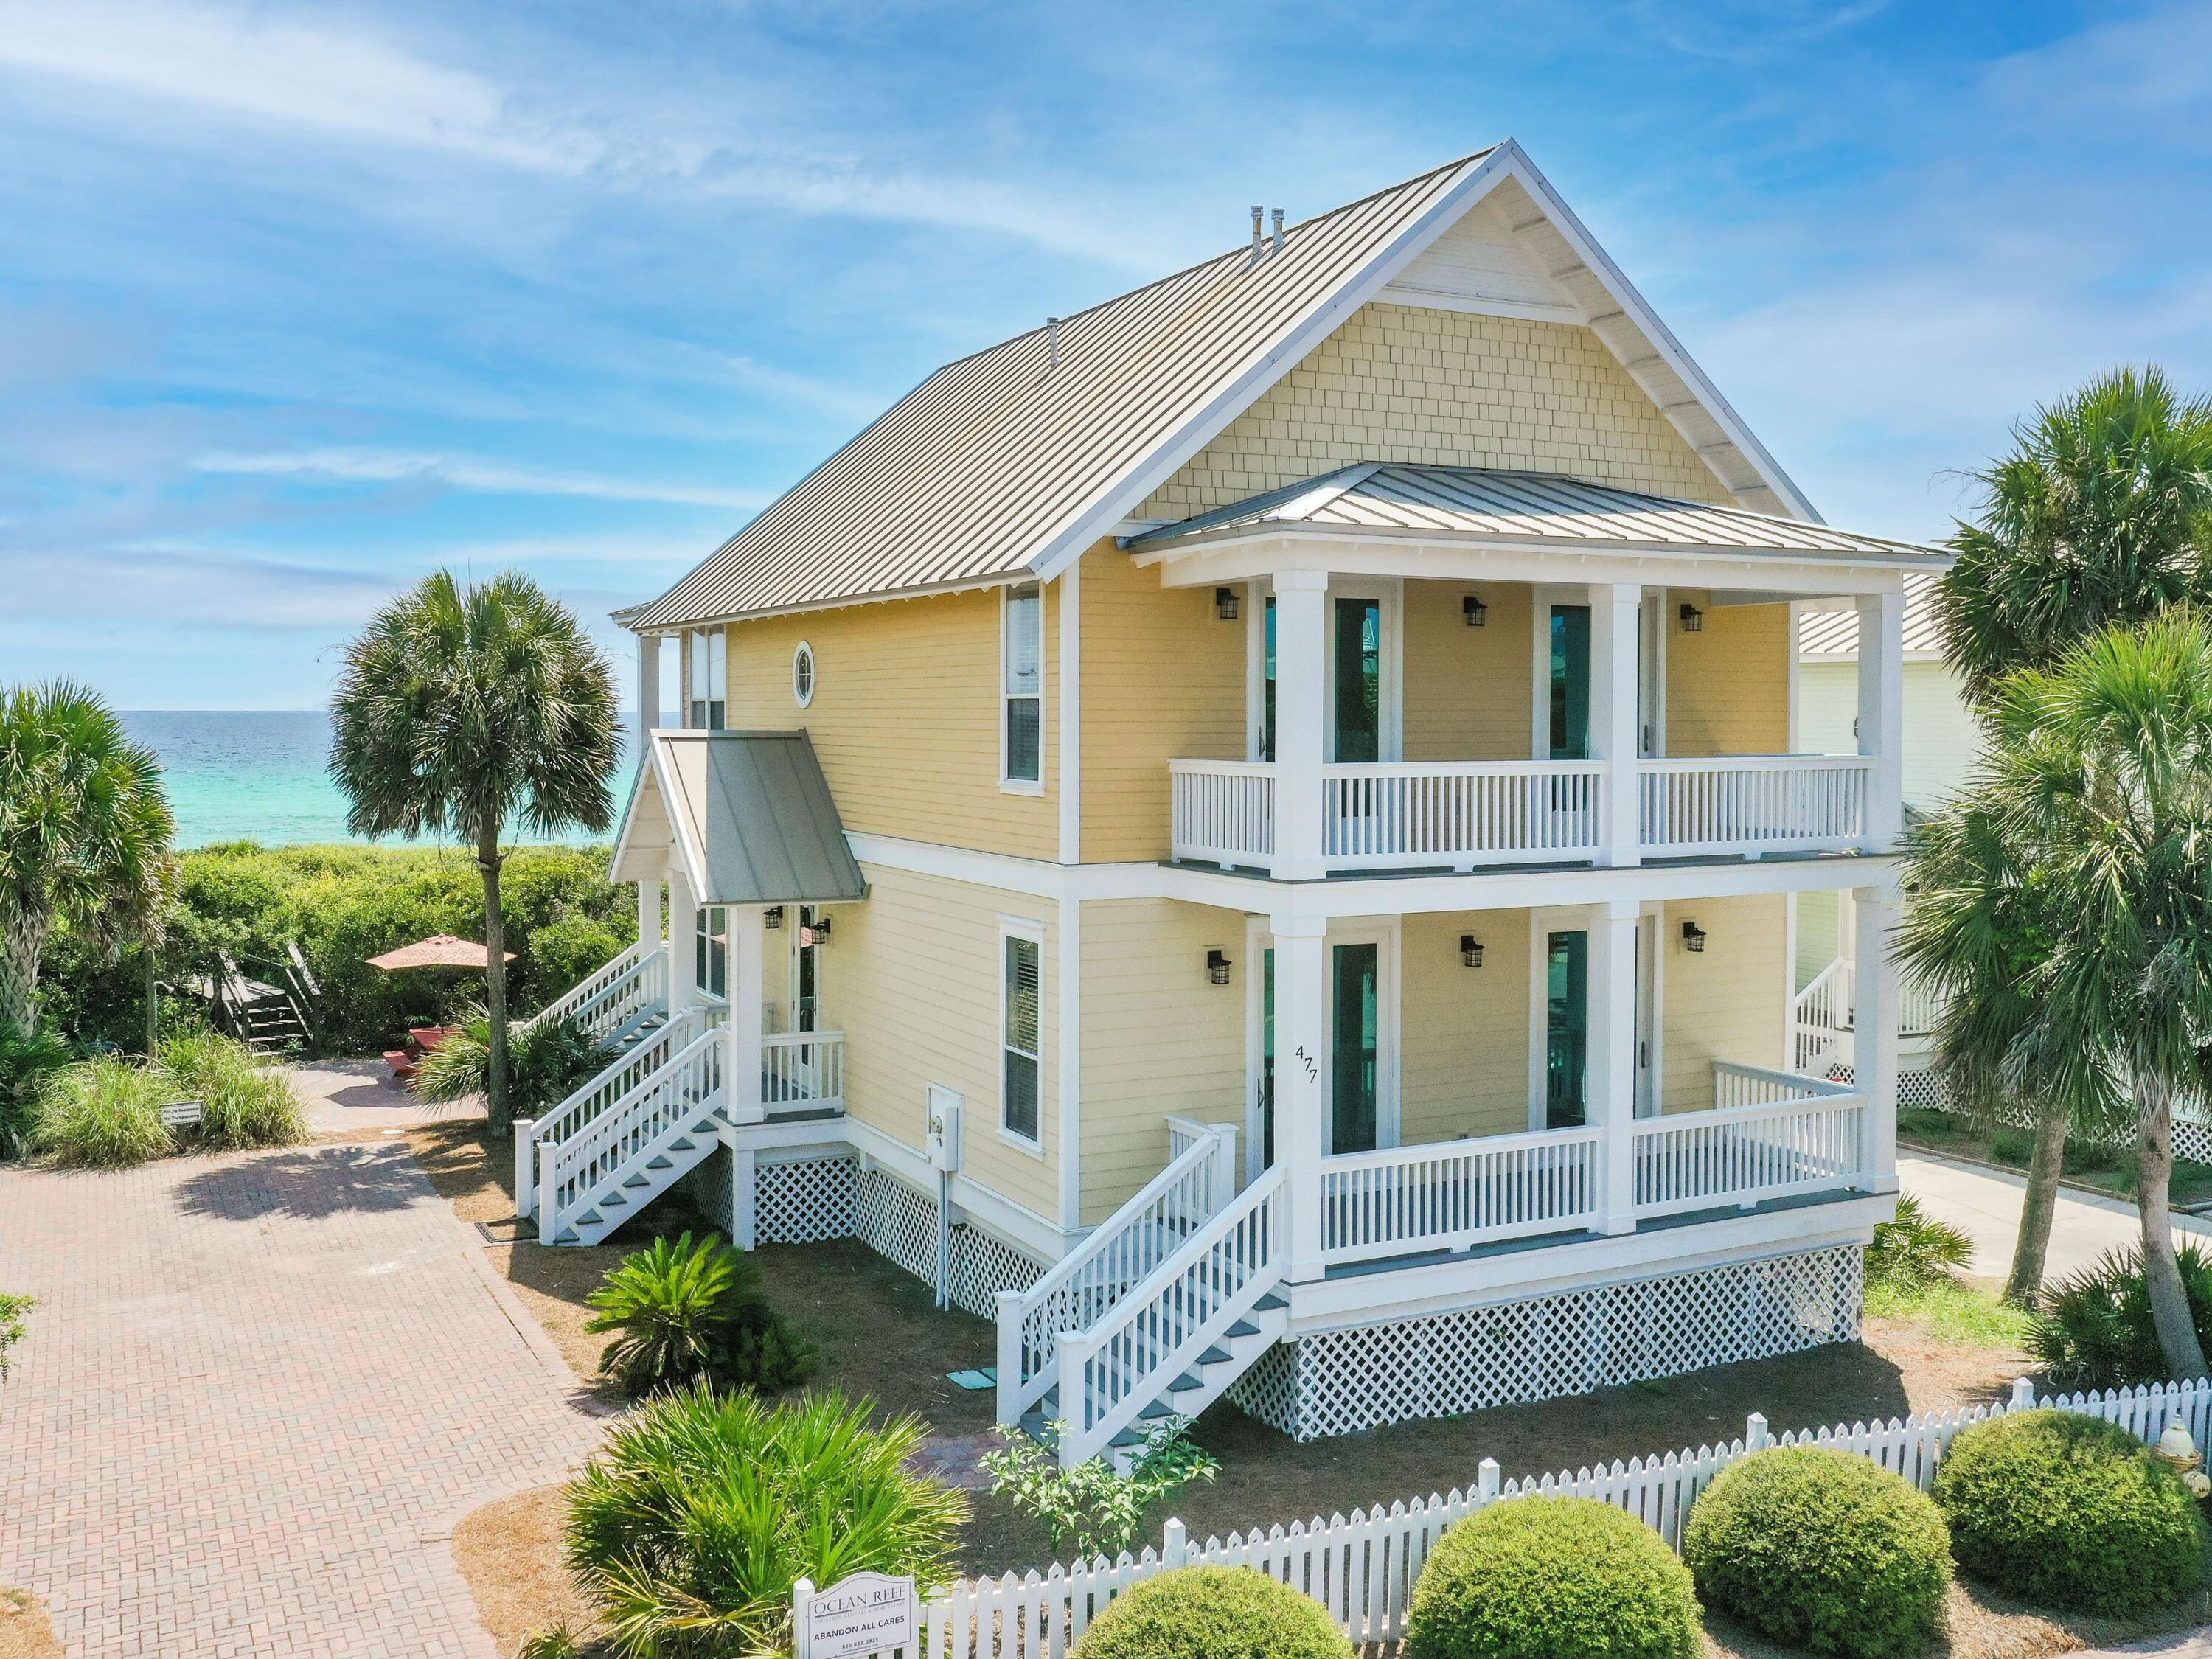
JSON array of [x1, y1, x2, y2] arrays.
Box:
[[0, 1291, 32, 1381], [1933, 1409, 2206, 1615], [584, 1231, 815, 1397], [1866, 1193, 1974, 1291], [0, 1018, 71, 1159], [29, 1056, 174, 1166], [526, 915, 627, 1004], [416, 1005, 605, 1119], [1683, 1446, 1950, 1659], [982, 1419, 1220, 1560], [2028, 1243, 2212, 1388], [564, 1386, 964, 1658], [1074, 1565, 1349, 1659], [1404, 1496, 1699, 1659], [155, 1030, 307, 1150]]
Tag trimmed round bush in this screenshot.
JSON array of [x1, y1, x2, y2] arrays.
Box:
[[1683, 1445, 1950, 1659], [1403, 1496, 1700, 1659], [1933, 1409, 2207, 1615], [1073, 1565, 1350, 1659]]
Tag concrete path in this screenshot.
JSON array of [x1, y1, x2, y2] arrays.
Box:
[[0, 1142, 600, 1658], [1899, 1151, 2212, 1280], [292, 1057, 487, 1136]]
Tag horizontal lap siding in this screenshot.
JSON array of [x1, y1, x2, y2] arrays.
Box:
[[1077, 900, 1245, 1225], [1660, 894, 1789, 1115], [1399, 910, 1533, 1144], [833, 864, 1059, 1226], [1800, 659, 1983, 812], [722, 585, 1057, 859], [1403, 582, 1534, 762], [1666, 595, 1789, 756], [1080, 544, 1245, 865]]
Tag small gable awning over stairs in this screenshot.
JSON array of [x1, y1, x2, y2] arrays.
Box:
[[610, 729, 867, 906]]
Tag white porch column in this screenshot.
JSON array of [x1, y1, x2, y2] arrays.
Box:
[[1589, 582, 1643, 867], [1273, 571, 1330, 880], [635, 877, 661, 950], [1857, 590, 1905, 852], [725, 905, 766, 1124], [1273, 915, 1330, 1281], [637, 632, 661, 737], [1588, 898, 1641, 1235], [1852, 883, 1901, 1192], [667, 863, 698, 1015]]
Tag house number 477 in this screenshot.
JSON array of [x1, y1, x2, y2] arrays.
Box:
[[1292, 1045, 1318, 1082]]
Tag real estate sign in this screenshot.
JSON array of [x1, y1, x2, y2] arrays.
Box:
[[796, 1571, 919, 1659]]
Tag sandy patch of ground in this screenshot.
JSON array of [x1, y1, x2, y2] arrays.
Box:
[[0, 1590, 60, 1659]]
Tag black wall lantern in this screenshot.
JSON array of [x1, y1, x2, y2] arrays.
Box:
[[1678, 602, 1705, 633], [810, 914, 832, 944], [1460, 934, 1485, 968], [764, 906, 785, 929], [1206, 948, 1233, 986], [1462, 594, 1488, 628], [1681, 919, 1708, 953], [1214, 586, 1241, 621]]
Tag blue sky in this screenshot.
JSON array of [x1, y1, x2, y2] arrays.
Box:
[[1, 0, 2207, 709]]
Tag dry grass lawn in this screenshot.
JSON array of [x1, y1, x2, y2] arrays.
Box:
[[0, 1590, 60, 1659]]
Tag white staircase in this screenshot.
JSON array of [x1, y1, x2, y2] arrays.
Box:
[[997, 1121, 1287, 1467], [537, 1026, 727, 1247], [1792, 956, 1944, 1074], [521, 940, 670, 1046]]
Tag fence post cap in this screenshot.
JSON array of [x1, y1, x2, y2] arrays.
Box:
[[2011, 1377, 2036, 1409], [995, 1288, 1024, 1311], [1747, 1411, 1770, 1447], [1477, 1456, 1500, 1498], [1162, 1517, 1187, 1565]]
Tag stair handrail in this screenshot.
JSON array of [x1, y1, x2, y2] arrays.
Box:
[[1053, 1166, 1287, 1467], [530, 1005, 706, 1152], [523, 940, 654, 1037], [542, 1026, 723, 1245], [995, 1124, 1236, 1427]]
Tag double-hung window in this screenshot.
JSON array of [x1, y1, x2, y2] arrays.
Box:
[[1001, 929, 1042, 1145], [688, 627, 727, 730], [695, 905, 729, 1001], [1001, 583, 1043, 790]]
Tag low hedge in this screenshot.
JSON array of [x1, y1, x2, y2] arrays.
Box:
[[1683, 1445, 1950, 1659], [1072, 1565, 1349, 1659], [1404, 1496, 1700, 1659], [1933, 1409, 2206, 1615]]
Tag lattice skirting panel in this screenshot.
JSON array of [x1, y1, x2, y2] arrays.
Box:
[[1229, 1245, 1863, 1442], [852, 1166, 1046, 1317], [757, 1153, 858, 1244], [1896, 1069, 2212, 1164], [684, 1147, 737, 1236]]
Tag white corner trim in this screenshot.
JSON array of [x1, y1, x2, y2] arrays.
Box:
[[1057, 891, 1082, 1231], [1057, 561, 1082, 863]]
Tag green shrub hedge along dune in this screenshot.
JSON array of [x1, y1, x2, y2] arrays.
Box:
[[1933, 1410, 2207, 1615], [1071, 1566, 1351, 1659], [1403, 1496, 1700, 1659], [1683, 1446, 1951, 1659]]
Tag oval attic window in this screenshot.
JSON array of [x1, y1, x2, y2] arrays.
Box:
[[792, 641, 816, 707]]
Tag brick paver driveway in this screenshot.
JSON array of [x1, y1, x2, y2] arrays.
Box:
[[0, 1143, 603, 1658]]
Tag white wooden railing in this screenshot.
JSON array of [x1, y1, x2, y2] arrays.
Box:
[[1169, 761, 1275, 866], [540, 1027, 723, 1245], [762, 1030, 844, 1113], [1057, 1168, 1285, 1466], [1634, 1090, 1866, 1218], [523, 1007, 707, 1226], [995, 1121, 1239, 1429], [1792, 956, 1944, 1071], [1321, 762, 1604, 869], [521, 939, 667, 1041], [1638, 756, 1871, 856], [1318, 1127, 1602, 1267]]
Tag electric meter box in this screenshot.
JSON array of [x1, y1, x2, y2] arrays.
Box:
[[925, 1086, 963, 1172]]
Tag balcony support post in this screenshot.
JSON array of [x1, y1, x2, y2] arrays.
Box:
[[667, 863, 698, 1016], [1588, 582, 1643, 867], [1852, 882, 1901, 1192], [725, 905, 766, 1127], [1589, 897, 1641, 1234], [636, 877, 662, 950], [1273, 914, 1330, 1281], [1273, 571, 1330, 880], [638, 631, 661, 739], [1857, 589, 1905, 852]]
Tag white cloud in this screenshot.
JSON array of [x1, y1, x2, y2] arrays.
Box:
[[7, 544, 397, 630], [192, 447, 768, 509]]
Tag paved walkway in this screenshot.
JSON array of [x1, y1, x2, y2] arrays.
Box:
[[1900, 1151, 2212, 1281], [0, 1142, 601, 1658], [293, 1057, 487, 1136]]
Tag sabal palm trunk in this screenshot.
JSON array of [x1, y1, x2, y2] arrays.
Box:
[[2137, 1077, 2208, 1380], [0, 911, 45, 1036], [2003, 1100, 2070, 1307], [476, 831, 511, 1133]]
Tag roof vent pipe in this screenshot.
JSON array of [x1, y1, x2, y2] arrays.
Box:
[[1046, 316, 1060, 369], [1251, 206, 1265, 256], [1271, 208, 1284, 254]]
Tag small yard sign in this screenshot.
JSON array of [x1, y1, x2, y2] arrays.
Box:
[[795, 1571, 918, 1659]]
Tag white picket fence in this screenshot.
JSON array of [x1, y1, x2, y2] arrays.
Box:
[[866, 1374, 2212, 1659]]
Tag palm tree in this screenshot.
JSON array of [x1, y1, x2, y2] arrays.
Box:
[[0, 681, 177, 1038], [1909, 611, 2212, 1379], [1919, 367, 2212, 1302], [330, 571, 618, 1129]]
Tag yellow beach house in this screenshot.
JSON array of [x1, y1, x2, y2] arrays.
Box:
[[519, 142, 1947, 1461]]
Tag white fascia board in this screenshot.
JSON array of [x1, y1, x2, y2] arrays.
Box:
[[1497, 146, 1821, 524], [633, 731, 712, 903], [1023, 149, 1520, 588], [607, 740, 697, 887]]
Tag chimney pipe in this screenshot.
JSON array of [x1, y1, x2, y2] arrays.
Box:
[[1250, 206, 1265, 255], [1046, 316, 1060, 369], [1270, 208, 1285, 253]]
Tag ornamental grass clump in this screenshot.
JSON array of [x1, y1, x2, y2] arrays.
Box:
[[1683, 1445, 1950, 1659], [29, 1054, 173, 1167], [563, 1385, 964, 1659], [154, 1029, 307, 1150], [1933, 1410, 2206, 1616], [2027, 1245, 2212, 1390], [1403, 1495, 1700, 1659], [1071, 1565, 1350, 1659]]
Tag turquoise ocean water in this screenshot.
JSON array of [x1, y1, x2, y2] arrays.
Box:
[[123, 712, 667, 849]]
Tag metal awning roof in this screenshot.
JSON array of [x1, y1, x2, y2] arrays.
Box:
[[610, 730, 866, 907], [1799, 571, 1950, 659], [1123, 464, 1947, 566]]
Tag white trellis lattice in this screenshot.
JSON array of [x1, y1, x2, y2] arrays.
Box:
[[757, 1154, 858, 1244], [1232, 1246, 1861, 1441], [1897, 1067, 2212, 1165]]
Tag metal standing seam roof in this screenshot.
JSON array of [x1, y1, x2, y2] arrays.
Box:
[[1798, 571, 1951, 658], [1122, 464, 1949, 564], [622, 730, 866, 906]]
